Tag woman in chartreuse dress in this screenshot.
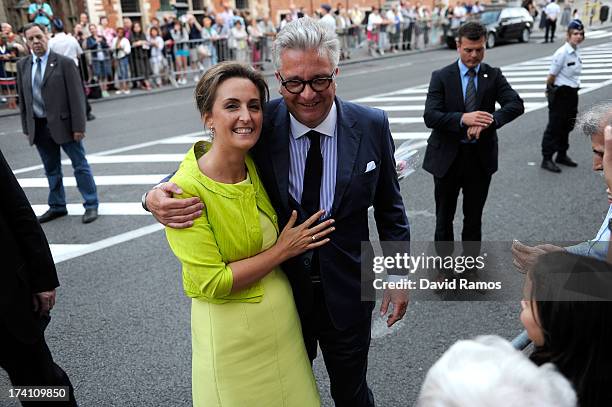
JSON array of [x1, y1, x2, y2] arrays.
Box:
[[165, 62, 335, 407]]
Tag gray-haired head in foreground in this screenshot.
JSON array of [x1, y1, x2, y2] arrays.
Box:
[[576, 100, 612, 138], [272, 17, 340, 71], [416, 335, 577, 407]]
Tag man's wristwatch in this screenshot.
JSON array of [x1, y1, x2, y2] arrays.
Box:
[[141, 183, 165, 213], [141, 191, 150, 212]]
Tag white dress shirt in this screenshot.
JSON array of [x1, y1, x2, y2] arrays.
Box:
[[545, 2, 561, 20], [288, 102, 338, 218], [31, 48, 50, 89], [49, 33, 83, 66]]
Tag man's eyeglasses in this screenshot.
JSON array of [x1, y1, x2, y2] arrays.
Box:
[[278, 71, 336, 94]]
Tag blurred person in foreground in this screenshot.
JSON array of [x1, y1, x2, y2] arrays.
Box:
[[520, 252, 612, 406], [0, 148, 77, 406], [417, 335, 576, 407], [513, 101, 612, 268], [165, 62, 327, 406], [146, 17, 410, 406]]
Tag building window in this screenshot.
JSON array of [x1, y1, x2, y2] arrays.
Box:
[[192, 0, 205, 11], [235, 0, 249, 10], [120, 0, 140, 13]]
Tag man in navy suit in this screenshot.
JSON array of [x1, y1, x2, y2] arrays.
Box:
[[422, 22, 524, 259], [146, 17, 410, 407]]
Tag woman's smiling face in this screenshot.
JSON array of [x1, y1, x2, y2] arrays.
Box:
[[205, 77, 263, 153]]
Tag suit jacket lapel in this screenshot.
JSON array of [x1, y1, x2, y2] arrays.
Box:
[[451, 62, 465, 112], [270, 102, 291, 212], [23, 55, 33, 96], [41, 52, 57, 87], [331, 98, 361, 216], [475, 64, 488, 109]]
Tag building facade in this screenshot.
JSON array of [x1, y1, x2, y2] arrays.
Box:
[[3, 0, 429, 33]]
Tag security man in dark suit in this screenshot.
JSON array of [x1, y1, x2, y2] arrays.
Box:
[[0, 148, 77, 406], [17, 22, 99, 225], [423, 22, 524, 258]]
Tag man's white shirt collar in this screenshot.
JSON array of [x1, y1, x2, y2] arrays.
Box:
[[31, 48, 50, 65], [290, 101, 337, 139]]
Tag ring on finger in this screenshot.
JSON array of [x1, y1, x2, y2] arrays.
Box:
[[311, 235, 317, 242]]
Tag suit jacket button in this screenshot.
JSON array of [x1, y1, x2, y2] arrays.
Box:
[[303, 258, 311, 267]]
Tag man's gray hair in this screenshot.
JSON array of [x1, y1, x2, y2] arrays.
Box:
[[416, 335, 577, 407], [23, 22, 48, 34], [272, 17, 340, 71], [576, 100, 612, 138]]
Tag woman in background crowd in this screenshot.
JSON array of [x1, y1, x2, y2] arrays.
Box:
[[0, 26, 19, 109], [148, 26, 165, 87], [367, 7, 382, 55], [200, 16, 218, 67], [246, 18, 263, 70], [99, 16, 116, 45], [229, 20, 248, 63], [131, 22, 152, 90], [112, 27, 131, 94], [171, 20, 189, 85], [87, 23, 111, 97], [186, 14, 203, 79]]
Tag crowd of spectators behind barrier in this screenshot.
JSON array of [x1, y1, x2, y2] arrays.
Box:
[[0, 0, 610, 109]]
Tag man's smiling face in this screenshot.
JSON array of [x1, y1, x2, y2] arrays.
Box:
[[276, 48, 337, 128]]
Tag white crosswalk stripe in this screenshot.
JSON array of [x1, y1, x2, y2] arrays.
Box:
[[12, 41, 612, 263], [583, 30, 612, 39]]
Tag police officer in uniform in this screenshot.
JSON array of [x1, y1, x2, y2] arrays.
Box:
[[541, 19, 585, 173]]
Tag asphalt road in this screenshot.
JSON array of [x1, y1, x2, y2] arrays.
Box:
[[2, 30, 612, 406]]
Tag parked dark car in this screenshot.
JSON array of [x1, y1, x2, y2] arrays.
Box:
[[446, 7, 534, 49]]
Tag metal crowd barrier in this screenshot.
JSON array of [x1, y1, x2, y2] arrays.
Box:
[[1, 54, 19, 109], [335, 25, 363, 59], [0, 21, 446, 111], [78, 37, 270, 94], [367, 21, 416, 55]]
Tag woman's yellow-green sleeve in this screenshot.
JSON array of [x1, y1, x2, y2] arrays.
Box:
[[164, 176, 234, 301]]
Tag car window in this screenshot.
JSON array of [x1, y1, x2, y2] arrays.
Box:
[[479, 10, 501, 25]]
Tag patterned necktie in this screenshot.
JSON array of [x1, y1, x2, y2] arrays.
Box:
[[32, 57, 46, 118], [464, 68, 477, 112], [301, 130, 323, 216]]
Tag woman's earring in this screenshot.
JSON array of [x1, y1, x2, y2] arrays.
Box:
[[208, 125, 215, 138]]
